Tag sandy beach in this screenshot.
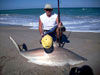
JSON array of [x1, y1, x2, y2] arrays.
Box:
[[0, 26, 100, 75]]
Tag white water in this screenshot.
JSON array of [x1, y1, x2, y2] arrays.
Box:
[[0, 14, 100, 32]]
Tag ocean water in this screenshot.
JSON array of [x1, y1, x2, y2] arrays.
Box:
[[0, 8, 100, 32]]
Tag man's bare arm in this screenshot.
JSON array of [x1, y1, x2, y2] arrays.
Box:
[[39, 18, 43, 36], [56, 16, 62, 27]]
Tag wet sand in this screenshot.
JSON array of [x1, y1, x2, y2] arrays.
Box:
[[0, 26, 100, 75]]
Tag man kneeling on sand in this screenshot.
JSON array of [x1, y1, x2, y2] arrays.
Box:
[[39, 4, 65, 46]]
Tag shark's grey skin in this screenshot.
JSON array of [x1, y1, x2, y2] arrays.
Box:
[[21, 47, 87, 66]]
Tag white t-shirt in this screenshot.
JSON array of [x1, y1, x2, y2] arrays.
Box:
[[40, 13, 57, 30]]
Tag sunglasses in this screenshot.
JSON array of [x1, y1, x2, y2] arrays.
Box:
[[45, 9, 53, 11]]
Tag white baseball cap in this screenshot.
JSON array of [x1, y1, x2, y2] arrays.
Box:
[[44, 4, 53, 10]]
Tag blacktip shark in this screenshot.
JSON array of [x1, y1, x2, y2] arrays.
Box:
[[9, 36, 87, 66]]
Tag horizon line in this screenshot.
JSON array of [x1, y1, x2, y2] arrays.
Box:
[[0, 7, 100, 11]]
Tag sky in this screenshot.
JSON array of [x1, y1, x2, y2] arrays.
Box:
[[0, 0, 100, 10]]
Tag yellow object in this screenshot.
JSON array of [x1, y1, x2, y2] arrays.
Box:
[[41, 34, 53, 49]]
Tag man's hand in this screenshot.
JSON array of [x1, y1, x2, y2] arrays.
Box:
[[58, 22, 63, 28], [41, 33, 44, 37], [58, 22, 66, 32], [40, 33, 44, 44]]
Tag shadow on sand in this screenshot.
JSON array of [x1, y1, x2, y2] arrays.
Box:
[[69, 65, 94, 75]]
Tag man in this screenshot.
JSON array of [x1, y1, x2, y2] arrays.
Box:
[[39, 4, 64, 45]]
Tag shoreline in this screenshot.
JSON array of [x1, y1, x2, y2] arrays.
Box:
[[0, 26, 100, 75], [1, 25, 100, 33], [1, 25, 100, 32]]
